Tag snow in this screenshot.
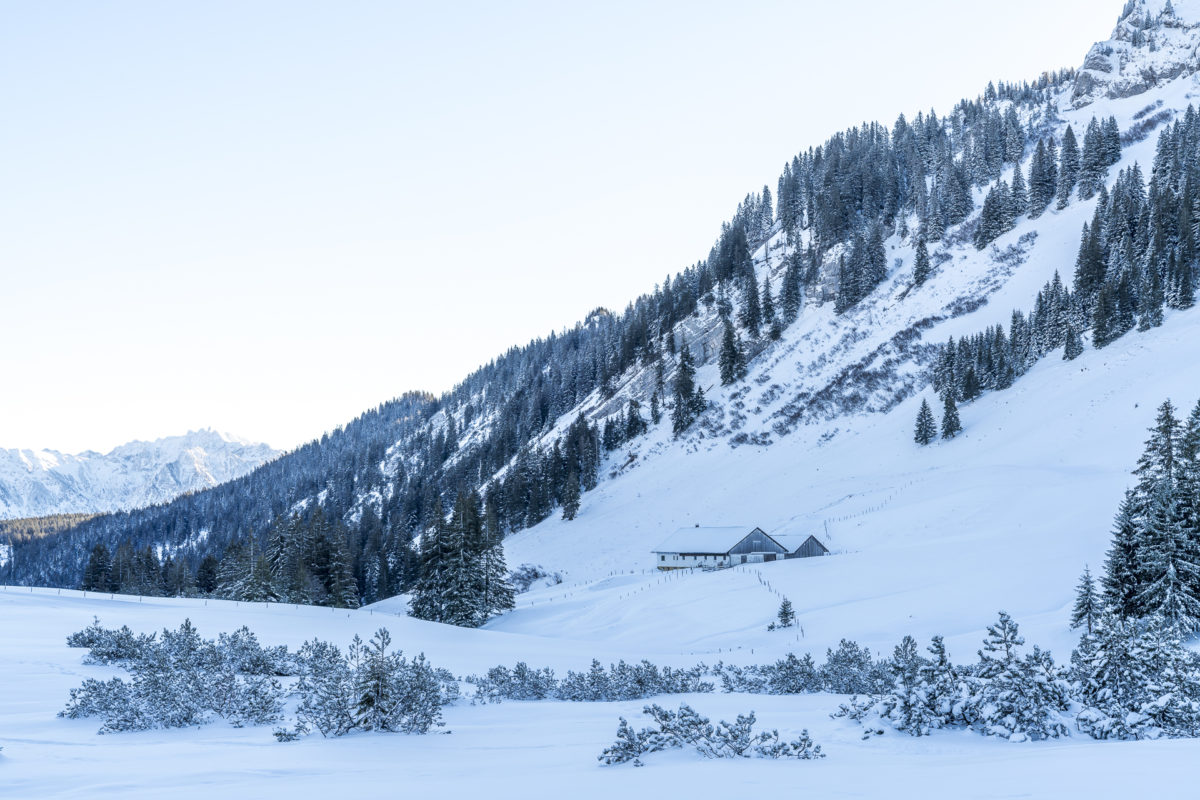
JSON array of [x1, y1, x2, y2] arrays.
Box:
[[0, 429, 278, 519], [650, 525, 764, 553], [3, 587, 1200, 799]]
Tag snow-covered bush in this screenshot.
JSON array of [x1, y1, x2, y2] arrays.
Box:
[[820, 639, 890, 694], [557, 659, 712, 701], [471, 662, 558, 702], [60, 619, 284, 734], [66, 617, 156, 664], [1071, 614, 1200, 740], [216, 626, 295, 675], [598, 703, 823, 766], [287, 628, 452, 738], [713, 652, 821, 695], [472, 658, 711, 703], [833, 616, 1071, 742]]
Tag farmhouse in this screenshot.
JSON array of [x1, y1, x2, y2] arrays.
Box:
[[653, 525, 828, 570]]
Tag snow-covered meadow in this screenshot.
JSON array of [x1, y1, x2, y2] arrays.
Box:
[[3, 586, 1198, 800]]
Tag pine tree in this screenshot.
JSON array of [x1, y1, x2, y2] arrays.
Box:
[[671, 339, 703, 436], [1071, 566, 1100, 634], [940, 394, 962, 439], [718, 318, 745, 386], [914, 399, 937, 446], [974, 181, 1012, 250], [327, 533, 359, 609], [780, 251, 803, 322], [912, 237, 931, 286], [760, 275, 776, 334], [1135, 400, 1182, 494], [1056, 126, 1081, 209], [739, 275, 762, 338], [1103, 492, 1142, 619], [478, 501, 515, 623], [195, 554, 220, 595], [777, 598, 796, 628], [1063, 323, 1083, 360], [977, 611, 1024, 679], [561, 468, 581, 521], [1028, 139, 1054, 217], [1010, 161, 1028, 217], [81, 543, 112, 592], [1078, 118, 1107, 200]]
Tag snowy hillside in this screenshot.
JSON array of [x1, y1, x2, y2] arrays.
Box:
[[492, 0, 1200, 596], [0, 429, 278, 519], [12, 0, 1200, 616]]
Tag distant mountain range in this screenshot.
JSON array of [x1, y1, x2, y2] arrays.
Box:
[[0, 430, 278, 519]]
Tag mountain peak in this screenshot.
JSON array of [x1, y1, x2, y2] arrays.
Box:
[[1071, 0, 1200, 106], [0, 431, 279, 519]]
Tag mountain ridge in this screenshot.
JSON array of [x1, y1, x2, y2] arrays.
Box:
[[0, 429, 278, 520]]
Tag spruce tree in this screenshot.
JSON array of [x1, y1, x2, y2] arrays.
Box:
[[1010, 161, 1028, 217], [1078, 118, 1107, 200], [478, 499, 515, 622], [718, 318, 744, 386], [781, 251, 803, 322], [912, 237, 931, 286], [739, 276, 762, 338], [1136, 483, 1200, 632], [561, 468, 581, 521], [81, 543, 112, 592], [1028, 140, 1053, 217], [1056, 126, 1080, 210], [1135, 400, 1182, 494], [914, 398, 937, 446], [1063, 324, 1083, 360], [327, 533, 359, 609], [761, 275, 776, 332], [777, 598, 796, 628], [941, 394, 962, 439], [195, 554, 220, 595], [1071, 566, 1100, 634], [671, 339, 703, 436], [1104, 495, 1143, 620]]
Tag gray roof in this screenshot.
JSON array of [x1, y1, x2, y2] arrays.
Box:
[[771, 532, 829, 553], [652, 526, 772, 554]]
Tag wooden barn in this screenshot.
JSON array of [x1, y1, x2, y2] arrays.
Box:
[[773, 533, 831, 559], [652, 526, 787, 570]]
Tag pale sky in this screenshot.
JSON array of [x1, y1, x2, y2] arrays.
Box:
[[1, 0, 1114, 454]]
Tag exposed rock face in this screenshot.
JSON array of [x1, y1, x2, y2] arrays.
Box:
[[1071, 1, 1200, 107]]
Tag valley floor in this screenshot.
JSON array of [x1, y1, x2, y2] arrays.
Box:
[[2, 588, 1196, 799]]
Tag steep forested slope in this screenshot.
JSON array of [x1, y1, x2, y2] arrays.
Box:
[[12, 0, 1200, 612]]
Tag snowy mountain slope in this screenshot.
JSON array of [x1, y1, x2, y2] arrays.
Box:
[[0, 429, 278, 519], [11, 0, 1200, 607], [495, 300, 1200, 663], [472, 5, 1200, 654]]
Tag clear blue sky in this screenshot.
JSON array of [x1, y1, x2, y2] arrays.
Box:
[[0, 0, 1111, 453]]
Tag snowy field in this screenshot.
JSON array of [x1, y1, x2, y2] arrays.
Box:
[[3, 587, 1199, 800]]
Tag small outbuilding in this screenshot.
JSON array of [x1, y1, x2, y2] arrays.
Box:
[[773, 533, 831, 559], [652, 525, 788, 570]]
